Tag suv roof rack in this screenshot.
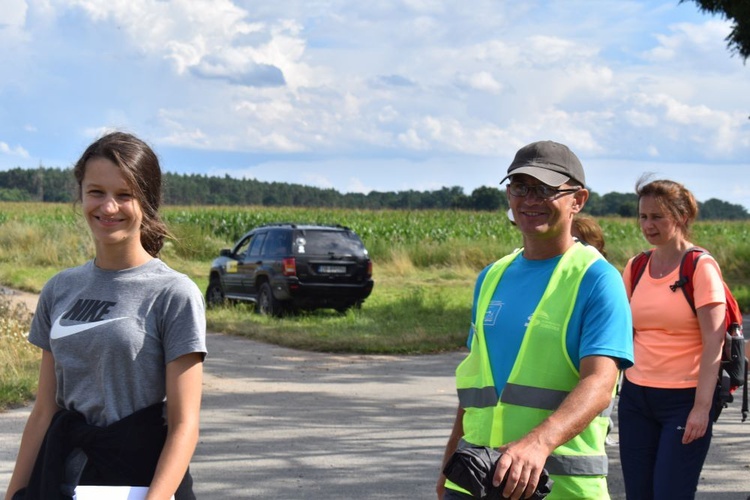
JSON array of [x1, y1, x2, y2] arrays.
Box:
[[257, 222, 352, 231], [258, 222, 298, 229]]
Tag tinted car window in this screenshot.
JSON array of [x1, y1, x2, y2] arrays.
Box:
[[263, 230, 291, 257], [234, 235, 253, 258], [294, 230, 366, 257], [247, 232, 267, 258]]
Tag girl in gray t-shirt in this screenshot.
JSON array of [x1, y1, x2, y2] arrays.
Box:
[[5, 132, 206, 500]]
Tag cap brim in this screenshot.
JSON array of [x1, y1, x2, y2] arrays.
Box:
[[500, 166, 571, 187]]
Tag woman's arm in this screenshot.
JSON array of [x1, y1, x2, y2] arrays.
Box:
[[146, 353, 203, 500], [4, 351, 59, 500], [683, 302, 725, 444]]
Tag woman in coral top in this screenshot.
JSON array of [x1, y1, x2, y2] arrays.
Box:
[[618, 178, 726, 500]]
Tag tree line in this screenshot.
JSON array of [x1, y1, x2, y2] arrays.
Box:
[[0, 166, 747, 220]]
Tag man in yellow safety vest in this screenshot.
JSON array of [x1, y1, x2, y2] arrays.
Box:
[[437, 140, 634, 500]]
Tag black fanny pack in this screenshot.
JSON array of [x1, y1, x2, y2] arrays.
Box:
[[443, 446, 553, 499]]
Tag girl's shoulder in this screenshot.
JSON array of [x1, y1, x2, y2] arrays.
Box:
[[41, 260, 95, 291]]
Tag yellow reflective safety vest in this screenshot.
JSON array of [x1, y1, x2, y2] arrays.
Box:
[[446, 243, 612, 499]]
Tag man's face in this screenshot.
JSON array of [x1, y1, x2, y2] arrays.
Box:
[[506, 174, 587, 239]]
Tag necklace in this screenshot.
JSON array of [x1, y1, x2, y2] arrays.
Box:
[[652, 245, 691, 278], [651, 256, 675, 278], [654, 264, 673, 278]]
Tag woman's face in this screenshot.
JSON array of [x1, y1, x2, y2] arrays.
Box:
[[638, 195, 683, 246], [81, 157, 144, 253]]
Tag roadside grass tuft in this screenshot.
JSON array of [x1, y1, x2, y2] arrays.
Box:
[[0, 294, 39, 410]]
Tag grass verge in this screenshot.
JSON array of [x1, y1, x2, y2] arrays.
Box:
[[207, 266, 474, 354], [0, 294, 39, 410]]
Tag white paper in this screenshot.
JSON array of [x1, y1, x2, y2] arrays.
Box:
[[74, 485, 173, 499]]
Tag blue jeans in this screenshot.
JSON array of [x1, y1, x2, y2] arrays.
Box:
[[618, 377, 714, 500]]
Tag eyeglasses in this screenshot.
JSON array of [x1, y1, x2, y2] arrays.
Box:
[[507, 182, 581, 200]]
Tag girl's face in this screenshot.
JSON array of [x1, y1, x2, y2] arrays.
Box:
[[638, 195, 683, 246], [81, 157, 144, 254]]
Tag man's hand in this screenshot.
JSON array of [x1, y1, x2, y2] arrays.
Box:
[[494, 437, 550, 500], [492, 356, 619, 499]]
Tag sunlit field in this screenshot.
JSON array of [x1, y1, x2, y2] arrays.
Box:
[[1, 201, 749, 408]]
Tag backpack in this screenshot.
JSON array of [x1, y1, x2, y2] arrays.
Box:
[[630, 247, 748, 422]]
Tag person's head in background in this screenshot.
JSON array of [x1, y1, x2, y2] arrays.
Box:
[[572, 215, 607, 258]]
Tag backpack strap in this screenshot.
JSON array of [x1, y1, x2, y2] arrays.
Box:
[[632, 247, 710, 314], [668, 247, 708, 314], [629, 250, 652, 296]]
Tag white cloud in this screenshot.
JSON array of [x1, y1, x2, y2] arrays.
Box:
[[632, 92, 749, 156], [402, 0, 445, 14], [2, 0, 750, 210], [468, 39, 520, 67], [0, 0, 30, 68], [625, 109, 659, 128], [526, 35, 599, 65], [160, 127, 209, 149], [455, 71, 503, 94], [65, 0, 310, 88], [398, 128, 429, 150], [0, 0, 27, 26], [345, 177, 371, 194], [298, 172, 334, 189], [0, 141, 30, 158], [646, 20, 733, 63]]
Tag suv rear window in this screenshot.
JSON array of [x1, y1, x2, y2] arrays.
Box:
[[262, 230, 292, 257], [293, 230, 367, 257]]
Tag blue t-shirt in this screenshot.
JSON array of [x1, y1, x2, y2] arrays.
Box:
[[469, 252, 634, 397]]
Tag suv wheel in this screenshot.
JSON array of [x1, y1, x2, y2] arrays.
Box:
[[335, 300, 362, 314], [257, 282, 282, 317], [206, 278, 226, 308]]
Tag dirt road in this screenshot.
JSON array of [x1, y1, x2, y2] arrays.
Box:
[[1, 287, 749, 498]]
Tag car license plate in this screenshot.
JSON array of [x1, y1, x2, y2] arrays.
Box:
[[319, 265, 346, 274]]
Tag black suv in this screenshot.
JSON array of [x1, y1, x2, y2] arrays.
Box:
[[206, 223, 374, 315]]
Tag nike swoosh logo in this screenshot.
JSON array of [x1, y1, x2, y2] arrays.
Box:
[[50, 316, 128, 340]]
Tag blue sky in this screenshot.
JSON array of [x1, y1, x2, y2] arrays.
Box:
[[1, 1, 749, 209]]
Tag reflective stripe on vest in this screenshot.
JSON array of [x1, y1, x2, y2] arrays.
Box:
[[456, 438, 609, 477], [453, 243, 612, 497], [457, 386, 498, 408], [501, 383, 614, 418]]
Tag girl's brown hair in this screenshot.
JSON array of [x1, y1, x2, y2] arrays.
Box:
[[572, 215, 607, 258], [74, 131, 170, 256]]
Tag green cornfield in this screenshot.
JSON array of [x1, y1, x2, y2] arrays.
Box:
[[1, 201, 749, 308]]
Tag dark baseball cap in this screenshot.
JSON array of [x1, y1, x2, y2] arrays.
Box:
[[500, 140, 586, 187]]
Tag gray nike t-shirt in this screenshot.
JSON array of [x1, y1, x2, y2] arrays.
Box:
[[29, 258, 207, 426]]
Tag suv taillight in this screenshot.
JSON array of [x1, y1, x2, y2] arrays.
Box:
[[282, 257, 297, 276], [367, 260, 372, 278]]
